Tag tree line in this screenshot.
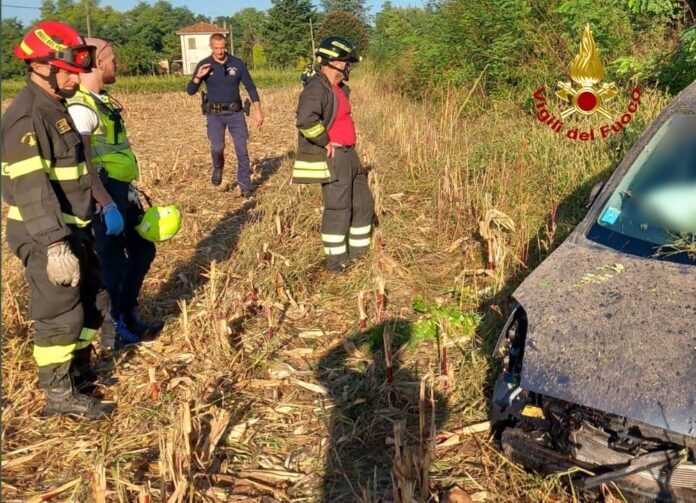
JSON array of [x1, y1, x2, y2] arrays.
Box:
[[1, 0, 371, 77], [3, 0, 694, 96], [370, 0, 696, 95]]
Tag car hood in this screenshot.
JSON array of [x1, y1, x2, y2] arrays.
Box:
[[514, 239, 696, 437]]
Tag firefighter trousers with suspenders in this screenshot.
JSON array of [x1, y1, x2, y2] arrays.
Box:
[[320, 146, 375, 265]]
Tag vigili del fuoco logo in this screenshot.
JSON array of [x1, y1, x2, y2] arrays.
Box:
[[533, 24, 641, 141]]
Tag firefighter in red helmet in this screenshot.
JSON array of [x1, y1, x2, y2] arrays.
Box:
[[2, 21, 114, 419]]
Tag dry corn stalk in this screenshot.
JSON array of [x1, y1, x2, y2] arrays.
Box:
[[383, 323, 393, 387], [478, 204, 515, 270], [358, 290, 368, 331], [148, 367, 159, 401], [375, 274, 386, 321], [93, 461, 107, 503]]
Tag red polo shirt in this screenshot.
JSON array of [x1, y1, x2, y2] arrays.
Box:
[[328, 84, 356, 146]]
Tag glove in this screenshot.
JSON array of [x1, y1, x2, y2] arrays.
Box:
[[46, 241, 80, 287], [102, 201, 124, 236]]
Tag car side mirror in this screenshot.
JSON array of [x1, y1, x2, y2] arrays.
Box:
[[586, 181, 605, 208]]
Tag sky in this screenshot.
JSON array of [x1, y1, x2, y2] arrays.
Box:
[[2, 0, 427, 26]]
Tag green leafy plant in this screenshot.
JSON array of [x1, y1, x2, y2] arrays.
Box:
[[411, 295, 480, 346]]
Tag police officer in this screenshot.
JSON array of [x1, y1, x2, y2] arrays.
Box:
[[293, 37, 375, 272], [67, 37, 162, 349], [2, 21, 113, 419], [186, 33, 263, 197]]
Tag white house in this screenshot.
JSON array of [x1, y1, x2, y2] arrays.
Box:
[[176, 22, 230, 75]]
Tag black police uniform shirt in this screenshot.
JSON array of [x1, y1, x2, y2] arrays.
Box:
[[186, 55, 260, 105], [1, 78, 92, 247]]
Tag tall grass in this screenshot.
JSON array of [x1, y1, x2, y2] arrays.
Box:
[[1, 68, 298, 99], [0, 71, 671, 501]]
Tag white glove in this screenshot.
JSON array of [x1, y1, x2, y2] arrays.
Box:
[[46, 241, 80, 287]]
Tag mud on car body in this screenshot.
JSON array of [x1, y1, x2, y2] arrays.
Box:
[[492, 81, 696, 502]]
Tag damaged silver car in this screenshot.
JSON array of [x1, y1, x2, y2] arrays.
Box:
[[492, 81, 696, 502]]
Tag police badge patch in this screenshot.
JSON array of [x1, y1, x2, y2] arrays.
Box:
[[56, 118, 71, 134]]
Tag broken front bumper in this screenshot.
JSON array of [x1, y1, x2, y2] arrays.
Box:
[[501, 423, 696, 502]]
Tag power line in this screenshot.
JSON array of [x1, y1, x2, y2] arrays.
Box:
[[2, 4, 41, 9]]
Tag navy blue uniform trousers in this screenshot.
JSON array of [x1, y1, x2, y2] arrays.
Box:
[[93, 178, 156, 319], [206, 110, 252, 192]]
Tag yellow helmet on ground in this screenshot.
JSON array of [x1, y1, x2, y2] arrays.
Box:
[[135, 205, 181, 243]]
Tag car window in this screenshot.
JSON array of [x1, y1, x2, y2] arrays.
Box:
[[588, 114, 696, 264]]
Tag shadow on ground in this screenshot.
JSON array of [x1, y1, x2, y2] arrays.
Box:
[[317, 318, 448, 502], [143, 154, 286, 319]]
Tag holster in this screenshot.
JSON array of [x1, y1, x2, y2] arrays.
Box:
[[200, 91, 208, 116]]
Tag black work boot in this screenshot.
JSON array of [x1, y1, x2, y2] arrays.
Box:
[[70, 345, 99, 394], [325, 258, 354, 273], [39, 362, 114, 420], [124, 307, 164, 337], [211, 167, 223, 186]]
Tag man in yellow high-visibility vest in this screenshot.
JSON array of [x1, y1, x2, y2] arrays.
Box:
[[67, 37, 163, 349]]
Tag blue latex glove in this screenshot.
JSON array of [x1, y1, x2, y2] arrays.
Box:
[[103, 201, 124, 236]]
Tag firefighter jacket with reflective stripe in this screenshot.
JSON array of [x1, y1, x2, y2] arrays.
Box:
[[2, 79, 93, 247], [294, 72, 350, 184], [66, 86, 139, 183]]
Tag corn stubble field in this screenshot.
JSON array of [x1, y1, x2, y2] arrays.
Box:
[[1, 73, 669, 502]]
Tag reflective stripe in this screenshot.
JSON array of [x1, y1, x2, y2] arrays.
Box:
[[20, 40, 34, 56], [317, 47, 339, 58], [293, 169, 330, 179], [292, 159, 331, 180], [321, 233, 345, 243], [349, 237, 371, 247], [33, 343, 76, 366], [79, 328, 97, 341], [299, 123, 326, 139], [6, 205, 91, 227], [349, 238, 371, 248], [294, 160, 329, 171], [1, 162, 9, 177], [61, 214, 91, 227], [8, 156, 48, 179], [350, 225, 372, 236], [332, 40, 352, 52], [324, 245, 347, 255], [49, 162, 89, 181]]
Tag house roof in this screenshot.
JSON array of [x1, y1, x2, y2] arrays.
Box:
[[176, 21, 228, 35]]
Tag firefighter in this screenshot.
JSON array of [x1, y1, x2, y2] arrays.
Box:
[[67, 37, 164, 349], [300, 63, 316, 87], [293, 37, 375, 272], [186, 33, 263, 198], [2, 21, 113, 419]]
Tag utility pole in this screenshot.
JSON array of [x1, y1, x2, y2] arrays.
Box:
[[85, 0, 92, 37], [309, 18, 315, 57]]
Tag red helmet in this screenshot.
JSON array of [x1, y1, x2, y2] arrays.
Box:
[[14, 21, 95, 73]]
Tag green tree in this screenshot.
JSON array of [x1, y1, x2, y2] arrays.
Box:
[[1, 18, 27, 79], [252, 43, 268, 68], [115, 41, 158, 75], [321, 0, 368, 24], [233, 8, 266, 62], [125, 1, 201, 60], [263, 0, 317, 67], [317, 10, 369, 54]]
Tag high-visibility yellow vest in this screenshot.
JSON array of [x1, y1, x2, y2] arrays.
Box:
[[67, 86, 139, 183]]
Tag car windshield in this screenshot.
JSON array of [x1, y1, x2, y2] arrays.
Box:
[[588, 114, 696, 264]]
